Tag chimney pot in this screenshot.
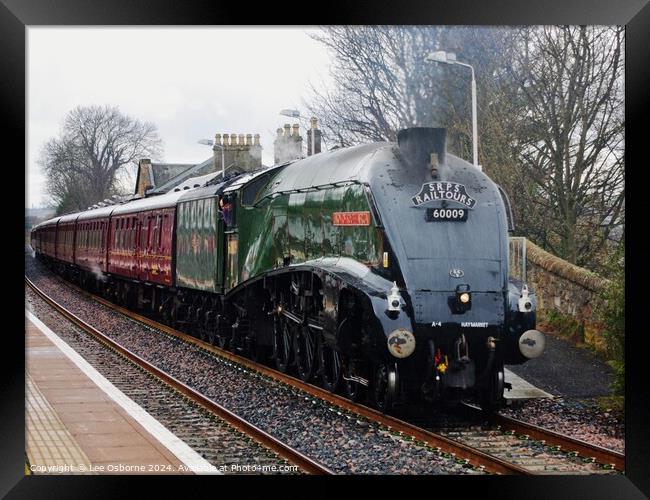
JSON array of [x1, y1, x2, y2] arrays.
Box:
[[246, 133, 252, 146], [254, 134, 261, 146], [223, 133, 230, 146], [239, 134, 245, 147], [231, 133, 238, 145], [292, 124, 300, 137]]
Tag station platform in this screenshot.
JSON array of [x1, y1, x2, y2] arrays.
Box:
[[504, 367, 554, 400], [25, 311, 217, 475]]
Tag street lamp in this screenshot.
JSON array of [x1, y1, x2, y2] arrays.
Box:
[[279, 109, 316, 157], [425, 51, 480, 170], [198, 138, 225, 179]]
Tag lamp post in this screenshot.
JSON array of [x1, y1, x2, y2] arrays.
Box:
[[425, 51, 480, 170], [198, 138, 225, 179]]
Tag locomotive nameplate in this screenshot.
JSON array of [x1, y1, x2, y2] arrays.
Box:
[[332, 211, 371, 226], [425, 208, 468, 222], [411, 182, 476, 208]]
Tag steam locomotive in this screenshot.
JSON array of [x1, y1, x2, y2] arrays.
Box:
[[31, 127, 545, 412]]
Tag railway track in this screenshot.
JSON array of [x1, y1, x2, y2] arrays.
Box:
[[491, 411, 624, 471], [408, 403, 623, 474], [27, 271, 625, 475], [26, 276, 332, 476]]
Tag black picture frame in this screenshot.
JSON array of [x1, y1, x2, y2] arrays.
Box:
[[5, 1, 648, 498]]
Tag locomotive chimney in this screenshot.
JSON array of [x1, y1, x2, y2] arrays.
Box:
[[397, 127, 446, 170]]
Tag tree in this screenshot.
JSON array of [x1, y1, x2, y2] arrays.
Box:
[[509, 26, 625, 269], [306, 26, 625, 271], [598, 241, 625, 394], [40, 105, 163, 214], [306, 26, 517, 153]]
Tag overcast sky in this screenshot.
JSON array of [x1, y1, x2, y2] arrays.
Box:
[[27, 27, 332, 208]]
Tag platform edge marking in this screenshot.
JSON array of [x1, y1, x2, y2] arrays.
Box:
[[25, 310, 221, 475]]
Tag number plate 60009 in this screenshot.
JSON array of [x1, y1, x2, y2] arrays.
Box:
[[425, 207, 468, 222]]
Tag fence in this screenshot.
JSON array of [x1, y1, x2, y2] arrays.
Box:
[[508, 236, 527, 282]]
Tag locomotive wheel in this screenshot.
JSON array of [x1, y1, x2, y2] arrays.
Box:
[[373, 363, 398, 413], [273, 317, 293, 373], [214, 314, 230, 350], [320, 343, 341, 393], [207, 327, 217, 345], [294, 324, 317, 382]]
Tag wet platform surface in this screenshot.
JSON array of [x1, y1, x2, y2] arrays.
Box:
[[25, 313, 210, 475]]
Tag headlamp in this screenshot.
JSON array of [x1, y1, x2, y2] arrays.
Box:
[[453, 284, 471, 313]]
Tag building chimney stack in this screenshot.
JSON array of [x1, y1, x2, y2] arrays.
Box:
[[274, 123, 303, 164], [307, 117, 322, 156], [213, 130, 263, 173]]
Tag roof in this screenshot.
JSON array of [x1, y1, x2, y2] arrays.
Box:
[[135, 162, 195, 194], [150, 163, 195, 187], [58, 213, 80, 224], [112, 188, 187, 216], [151, 157, 216, 194], [170, 171, 222, 192], [34, 217, 61, 229], [77, 205, 118, 221]]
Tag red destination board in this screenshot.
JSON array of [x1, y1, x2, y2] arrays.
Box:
[[332, 211, 371, 226]]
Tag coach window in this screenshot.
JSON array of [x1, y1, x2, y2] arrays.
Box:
[[157, 215, 163, 251]]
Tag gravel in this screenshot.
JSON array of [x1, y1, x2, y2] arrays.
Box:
[[502, 325, 624, 455], [500, 397, 624, 454]]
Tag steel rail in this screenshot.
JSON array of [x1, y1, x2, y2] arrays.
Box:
[[491, 412, 624, 472], [49, 277, 529, 475], [25, 277, 333, 476]]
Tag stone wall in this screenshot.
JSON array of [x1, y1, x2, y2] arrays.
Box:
[[522, 240, 610, 351]]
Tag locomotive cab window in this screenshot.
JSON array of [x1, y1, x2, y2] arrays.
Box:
[[241, 174, 270, 206], [220, 195, 236, 227]]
